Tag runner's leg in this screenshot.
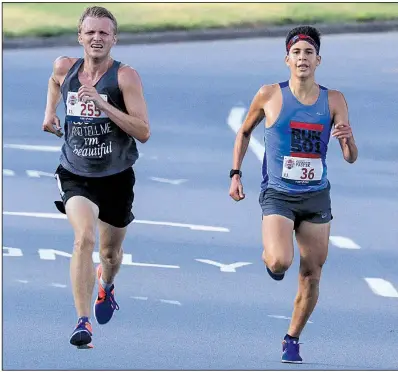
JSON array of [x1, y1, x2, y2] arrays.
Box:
[[98, 220, 127, 285], [262, 215, 295, 275], [287, 220, 330, 337], [65, 196, 99, 318]]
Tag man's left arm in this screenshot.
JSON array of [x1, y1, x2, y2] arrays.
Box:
[[78, 66, 150, 143], [330, 90, 358, 164]]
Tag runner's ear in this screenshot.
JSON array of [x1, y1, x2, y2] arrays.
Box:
[[285, 55, 290, 67]]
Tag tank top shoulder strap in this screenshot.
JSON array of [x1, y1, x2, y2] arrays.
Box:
[[61, 58, 84, 89], [279, 80, 289, 89], [109, 60, 122, 80], [318, 84, 329, 102], [278, 80, 295, 103]]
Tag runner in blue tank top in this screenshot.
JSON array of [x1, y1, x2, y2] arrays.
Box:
[[41, 6, 151, 348], [229, 26, 358, 363]]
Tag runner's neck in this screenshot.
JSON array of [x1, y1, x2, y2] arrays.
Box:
[[288, 77, 318, 104], [81, 56, 113, 82]]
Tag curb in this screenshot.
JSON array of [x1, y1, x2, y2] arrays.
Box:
[[3, 20, 398, 49]]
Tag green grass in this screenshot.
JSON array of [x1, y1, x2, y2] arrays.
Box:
[[3, 3, 398, 38]]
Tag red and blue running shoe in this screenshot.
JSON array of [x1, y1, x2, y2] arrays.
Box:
[[69, 316, 93, 348], [93, 265, 119, 325]]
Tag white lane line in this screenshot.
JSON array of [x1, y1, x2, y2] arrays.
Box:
[[129, 262, 180, 269], [159, 299, 182, 306], [3, 169, 15, 176], [131, 296, 148, 301], [268, 315, 313, 324], [329, 236, 361, 249], [227, 107, 264, 162], [150, 177, 188, 185], [3, 247, 23, 257], [26, 170, 55, 178], [17, 280, 29, 284], [4, 144, 145, 158], [364, 278, 398, 298], [51, 283, 67, 288], [134, 220, 229, 232], [4, 144, 61, 152], [4, 212, 67, 220], [3, 211, 229, 232]]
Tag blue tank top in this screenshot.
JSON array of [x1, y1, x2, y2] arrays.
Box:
[[60, 58, 139, 177], [261, 81, 332, 193]]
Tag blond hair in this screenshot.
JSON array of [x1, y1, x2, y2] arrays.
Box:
[[78, 6, 118, 34]]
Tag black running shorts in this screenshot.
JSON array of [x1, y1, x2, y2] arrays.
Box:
[[259, 182, 333, 230], [54, 164, 135, 228]]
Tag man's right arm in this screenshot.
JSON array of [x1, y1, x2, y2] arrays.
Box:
[[229, 86, 269, 201], [43, 56, 74, 137], [44, 56, 73, 116], [231, 86, 268, 172]]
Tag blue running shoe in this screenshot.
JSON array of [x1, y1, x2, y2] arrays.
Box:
[[266, 266, 285, 281], [281, 339, 302, 363], [70, 317, 93, 348], [94, 265, 120, 325]]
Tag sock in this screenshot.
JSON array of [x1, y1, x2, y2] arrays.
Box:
[[284, 333, 299, 342], [100, 276, 113, 291]]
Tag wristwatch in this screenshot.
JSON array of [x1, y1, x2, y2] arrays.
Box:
[[230, 169, 242, 178]]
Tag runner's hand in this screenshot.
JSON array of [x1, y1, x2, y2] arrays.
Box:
[[78, 85, 106, 110], [332, 122, 352, 141], [42, 113, 63, 137], [229, 176, 245, 201]]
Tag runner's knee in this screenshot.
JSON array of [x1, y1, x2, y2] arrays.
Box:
[[73, 231, 95, 254], [99, 244, 122, 264], [299, 260, 323, 281]]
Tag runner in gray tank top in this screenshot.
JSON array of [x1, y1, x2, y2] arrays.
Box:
[[229, 26, 358, 363], [42, 6, 150, 349]]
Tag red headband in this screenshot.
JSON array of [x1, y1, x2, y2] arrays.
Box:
[[286, 34, 320, 54]]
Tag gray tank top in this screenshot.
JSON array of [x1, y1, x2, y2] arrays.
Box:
[[60, 58, 139, 177]]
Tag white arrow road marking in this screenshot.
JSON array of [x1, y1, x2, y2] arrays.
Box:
[[38, 249, 72, 260], [195, 259, 252, 272], [92, 252, 179, 269]]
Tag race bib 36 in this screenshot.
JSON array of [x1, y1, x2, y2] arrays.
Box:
[[282, 156, 323, 183]]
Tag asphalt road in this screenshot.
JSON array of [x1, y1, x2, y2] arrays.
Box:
[[3, 31, 398, 370]]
